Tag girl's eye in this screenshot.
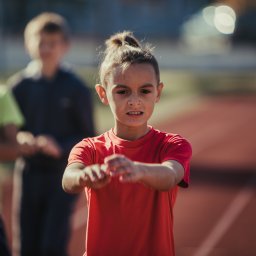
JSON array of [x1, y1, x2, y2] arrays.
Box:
[[116, 90, 127, 95], [141, 89, 151, 94]]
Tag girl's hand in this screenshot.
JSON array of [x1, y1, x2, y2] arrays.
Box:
[[104, 154, 143, 183], [78, 164, 111, 189]]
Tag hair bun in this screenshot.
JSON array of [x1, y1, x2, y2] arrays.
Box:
[[99, 30, 160, 87], [106, 31, 141, 49], [124, 33, 140, 48]]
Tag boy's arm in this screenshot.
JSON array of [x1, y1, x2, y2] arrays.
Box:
[[0, 124, 20, 161], [0, 125, 37, 161], [62, 162, 110, 193], [105, 154, 185, 191]]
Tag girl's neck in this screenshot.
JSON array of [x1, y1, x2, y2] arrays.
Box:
[[113, 124, 150, 141]]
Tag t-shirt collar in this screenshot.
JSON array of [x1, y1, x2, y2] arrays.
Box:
[[107, 126, 154, 148]]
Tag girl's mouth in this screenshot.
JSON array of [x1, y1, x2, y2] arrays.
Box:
[[126, 111, 143, 116]]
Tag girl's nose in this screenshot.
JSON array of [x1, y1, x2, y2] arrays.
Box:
[[128, 95, 141, 106]]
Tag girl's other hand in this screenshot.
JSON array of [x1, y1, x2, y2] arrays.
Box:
[[104, 154, 142, 183], [79, 164, 111, 189]]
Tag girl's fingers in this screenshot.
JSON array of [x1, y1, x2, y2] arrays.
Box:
[[108, 162, 130, 176], [90, 165, 102, 181], [119, 173, 132, 182], [105, 155, 127, 168], [105, 155, 132, 175], [100, 164, 107, 172], [84, 164, 109, 182]]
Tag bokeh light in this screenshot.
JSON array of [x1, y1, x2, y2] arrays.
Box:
[[214, 5, 236, 34]]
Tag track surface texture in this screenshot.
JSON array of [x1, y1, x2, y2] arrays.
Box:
[[2, 95, 256, 256]]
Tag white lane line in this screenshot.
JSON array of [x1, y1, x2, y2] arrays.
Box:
[[193, 176, 256, 256]]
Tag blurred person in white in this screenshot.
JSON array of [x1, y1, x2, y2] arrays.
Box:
[[0, 85, 35, 256]]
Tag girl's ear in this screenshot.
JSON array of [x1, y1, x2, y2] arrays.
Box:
[[95, 84, 109, 105], [156, 82, 164, 103]]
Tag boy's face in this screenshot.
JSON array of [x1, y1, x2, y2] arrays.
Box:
[[96, 63, 163, 132], [27, 32, 68, 66]]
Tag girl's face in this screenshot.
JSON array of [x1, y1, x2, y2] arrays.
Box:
[[96, 63, 163, 139]]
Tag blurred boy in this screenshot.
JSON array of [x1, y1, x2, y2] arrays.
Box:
[[8, 12, 95, 256]]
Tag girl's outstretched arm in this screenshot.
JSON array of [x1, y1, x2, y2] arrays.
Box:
[[62, 162, 110, 193], [105, 154, 184, 191]]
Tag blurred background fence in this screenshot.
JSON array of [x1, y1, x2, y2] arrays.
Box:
[[0, 0, 255, 74]]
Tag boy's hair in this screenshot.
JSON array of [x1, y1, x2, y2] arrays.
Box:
[[99, 31, 160, 87], [24, 12, 70, 47]]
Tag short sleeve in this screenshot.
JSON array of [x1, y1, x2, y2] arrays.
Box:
[[0, 87, 24, 126], [68, 139, 95, 166], [161, 135, 192, 188]]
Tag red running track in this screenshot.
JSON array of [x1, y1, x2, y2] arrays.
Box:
[[2, 95, 256, 256]]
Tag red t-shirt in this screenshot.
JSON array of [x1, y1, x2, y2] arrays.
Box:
[[68, 126, 192, 256]]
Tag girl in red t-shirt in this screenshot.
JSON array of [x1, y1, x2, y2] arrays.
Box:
[[62, 31, 192, 256]]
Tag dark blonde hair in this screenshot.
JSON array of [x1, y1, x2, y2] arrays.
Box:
[[24, 12, 70, 48], [99, 31, 160, 87]]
